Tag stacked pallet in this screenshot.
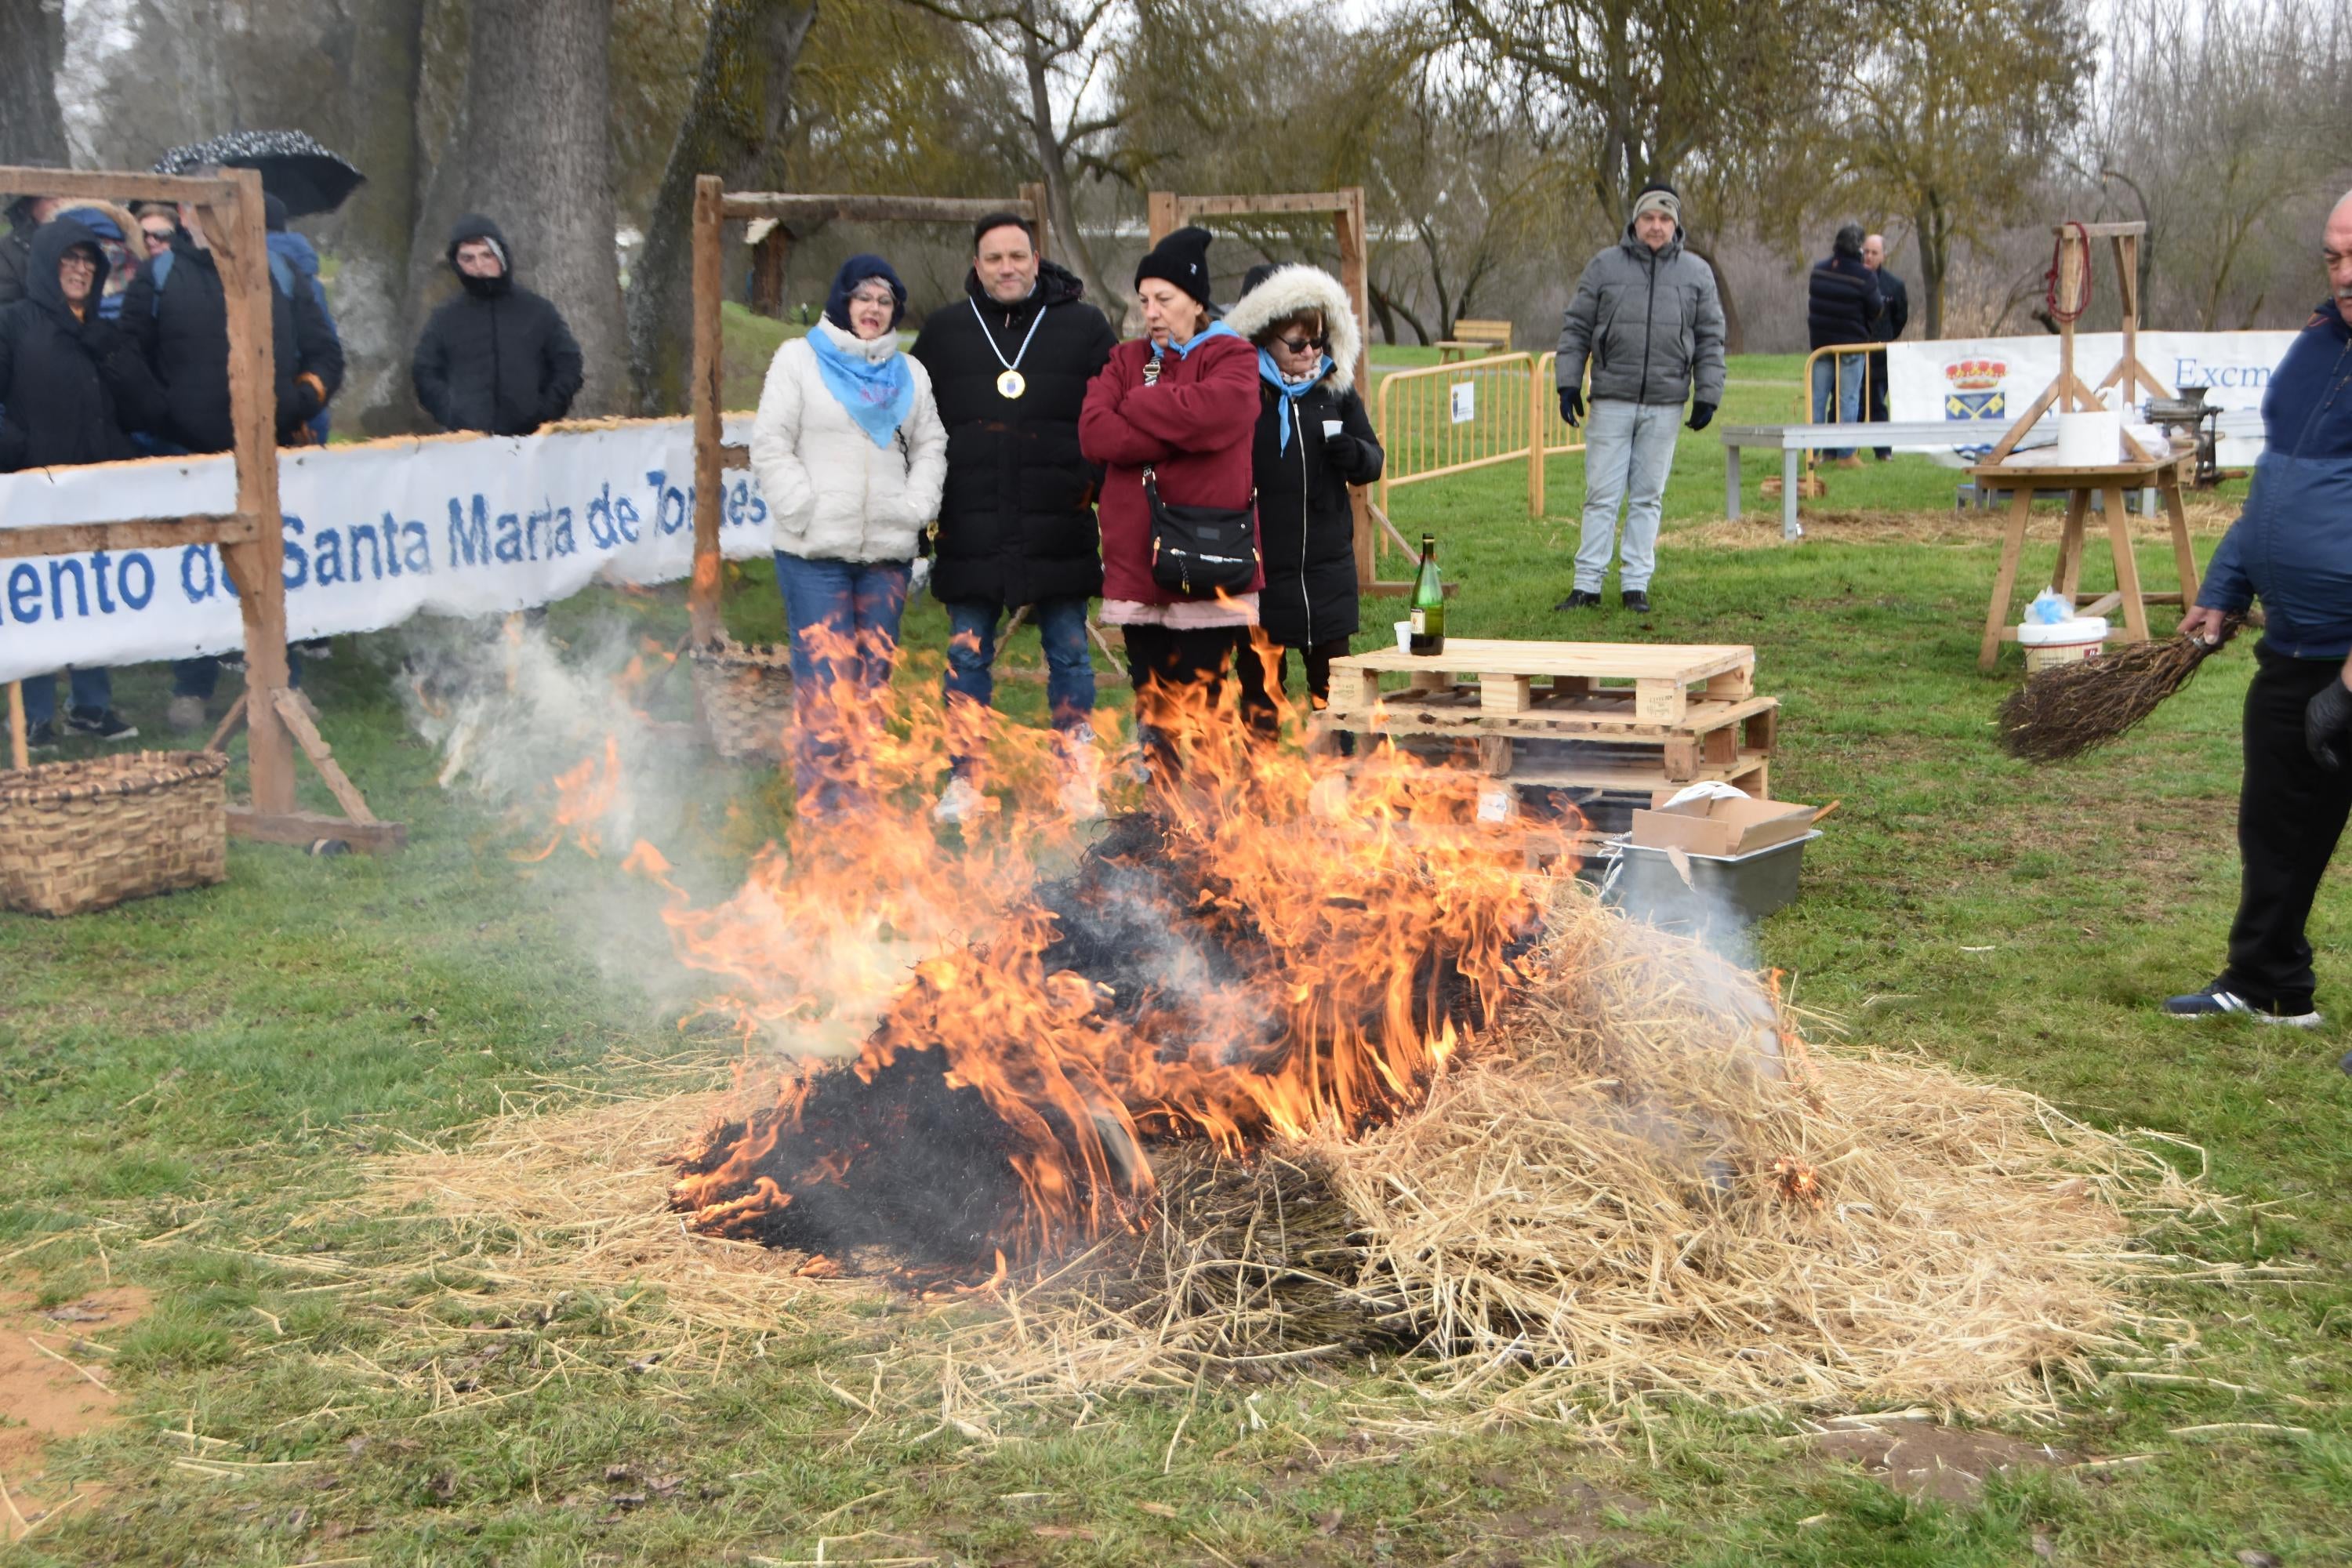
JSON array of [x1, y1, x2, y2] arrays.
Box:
[[1320, 639, 1776, 840]]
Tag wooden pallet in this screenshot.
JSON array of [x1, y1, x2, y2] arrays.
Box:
[[1326, 690, 1777, 783], [1327, 639, 1756, 728]]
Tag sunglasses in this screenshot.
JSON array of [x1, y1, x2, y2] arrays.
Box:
[[1275, 334, 1329, 354]]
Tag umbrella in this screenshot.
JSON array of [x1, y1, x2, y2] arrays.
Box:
[[154, 130, 366, 218]]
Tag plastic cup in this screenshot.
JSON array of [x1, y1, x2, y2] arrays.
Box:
[[1395, 620, 1412, 653]]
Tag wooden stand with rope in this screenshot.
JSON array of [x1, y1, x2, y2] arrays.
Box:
[[1969, 220, 2198, 670], [0, 165, 400, 851]]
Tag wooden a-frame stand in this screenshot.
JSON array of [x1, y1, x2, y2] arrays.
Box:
[[0, 165, 401, 851], [1969, 220, 2200, 670]]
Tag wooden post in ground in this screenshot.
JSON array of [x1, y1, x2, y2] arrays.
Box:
[[1018, 180, 1051, 263], [6, 681, 24, 771], [203, 169, 295, 817], [1333, 187, 1377, 593], [688, 174, 725, 647], [1145, 191, 1178, 248]]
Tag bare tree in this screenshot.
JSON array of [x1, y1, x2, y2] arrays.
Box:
[[626, 0, 818, 413], [328, 0, 429, 434], [1, 0, 69, 167]]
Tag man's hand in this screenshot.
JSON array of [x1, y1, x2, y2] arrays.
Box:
[[1559, 388, 1583, 427], [1687, 399, 1717, 431], [2307, 674, 2352, 771], [2178, 605, 2239, 647]]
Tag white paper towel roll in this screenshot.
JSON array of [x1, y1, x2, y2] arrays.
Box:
[[2056, 410, 2120, 465]]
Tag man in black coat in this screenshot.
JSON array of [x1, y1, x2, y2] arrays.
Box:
[[1805, 223, 1882, 464], [910, 211, 1117, 822], [0, 219, 168, 743], [1862, 232, 1910, 460], [411, 214, 584, 436], [118, 197, 343, 455]]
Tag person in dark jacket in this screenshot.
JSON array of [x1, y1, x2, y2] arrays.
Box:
[[1861, 232, 1909, 459], [265, 194, 338, 444], [411, 213, 584, 437], [119, 188, 341, 728], [0, 219, 167, 743], [1552, 180, 1726, 613], [1077, 225, 1266, 780], [0, 192, 67, 307], [1222, 261, 1382, 724], [910, 211, 1117, 822], [1806, 223, 1883, 463], [2168, 192, 2352, 1040]]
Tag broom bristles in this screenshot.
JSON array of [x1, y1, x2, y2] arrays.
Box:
[[1998, 621, 2238, 762]]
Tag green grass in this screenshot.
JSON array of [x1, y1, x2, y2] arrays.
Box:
[[4, 353, 2347, 1566]]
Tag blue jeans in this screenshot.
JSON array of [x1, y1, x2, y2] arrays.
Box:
[[942, 595, 1097, 759], [20, 667, 111, 726], [1573, 400, 1681, 593], [173, 649, 303, 699], [1811, 355, 1864, 459], [774, 551, 910, 815]]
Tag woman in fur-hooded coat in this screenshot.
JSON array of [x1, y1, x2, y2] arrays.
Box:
[[1221, 263, 1382, 710]]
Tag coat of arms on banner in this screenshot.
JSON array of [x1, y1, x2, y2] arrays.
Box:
[[1944, 358, 2006, 420]]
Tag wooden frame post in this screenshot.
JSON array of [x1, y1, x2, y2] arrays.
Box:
[[689, 174, 726, 645], [0, 164, 398, 851]]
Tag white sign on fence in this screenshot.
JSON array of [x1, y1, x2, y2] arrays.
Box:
[[0, 417, 767, 686], [1887, 330, 2293, 466], [1449, 382, 1475, 424]]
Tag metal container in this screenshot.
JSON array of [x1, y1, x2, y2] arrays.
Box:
[[1602, 829, 1823, 928]]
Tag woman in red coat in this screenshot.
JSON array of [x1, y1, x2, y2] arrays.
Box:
[[1078, 226, 1269, 773]]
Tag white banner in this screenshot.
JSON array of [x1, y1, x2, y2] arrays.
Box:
[[0, 417, 767, 685], [1888, 331, 2292, 466]]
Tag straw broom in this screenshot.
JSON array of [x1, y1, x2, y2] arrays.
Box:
[[1997, 618, 2242, 763]]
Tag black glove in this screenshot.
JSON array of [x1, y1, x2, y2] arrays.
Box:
[[1559, 387, 1583, 427], [2306, 677, 2352, 771], [1687, 399, 1717, 432]]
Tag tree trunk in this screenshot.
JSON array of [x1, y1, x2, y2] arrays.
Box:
[[1916, 201, 1947, 339], [437, 0, 629, 416], [1683, 242, 1742, 355], [0, 0, 68, 166], [1018, 16, 1112, 311], [328, 0, 430, 436], [626, 0, 817, 413]]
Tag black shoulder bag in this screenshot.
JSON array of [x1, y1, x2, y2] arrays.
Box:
[[1137, 354, 1258, 597]]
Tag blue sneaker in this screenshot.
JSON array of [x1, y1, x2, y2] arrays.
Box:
[[2161, 982, 2322, 1029]]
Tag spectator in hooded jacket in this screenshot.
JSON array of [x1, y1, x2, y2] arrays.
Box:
[[0, 219, 168, 744], [1223, 261, 1383, 726], [750, 254, 946, 818], [1551, 180, 1726, 615], [1861, 232, 1910, 460], [1078, 225, 1268, 779], [119, 183, 341, 731], [1805, 223, 1883, 465], [52, 203, 142, 319], [412, 214, 584, 437], [265, 194, 338, 444], [911, 212, 1119, 824], [0, 192, 67, 307]]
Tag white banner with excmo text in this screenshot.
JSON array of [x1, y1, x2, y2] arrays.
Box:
[[0, 416, 765, 685], [1888, 330, 2294, 467]]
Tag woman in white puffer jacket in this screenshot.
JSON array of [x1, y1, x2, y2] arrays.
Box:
[[750, 253, 946, 815]]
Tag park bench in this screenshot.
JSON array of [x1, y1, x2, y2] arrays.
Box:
[[1436, 319, 1513, 362]]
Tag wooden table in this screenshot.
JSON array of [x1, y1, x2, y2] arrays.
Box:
[[1969, 452, 2199, 670]]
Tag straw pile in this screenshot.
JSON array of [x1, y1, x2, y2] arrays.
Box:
[[1997, 622, 2240, 762], [347, 898, 2224, 1425]]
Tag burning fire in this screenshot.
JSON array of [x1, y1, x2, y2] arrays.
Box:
[[558, 627, 1573, 1276]]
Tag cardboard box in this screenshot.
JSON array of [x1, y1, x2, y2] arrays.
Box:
[[1628, 793, 1817, 858]]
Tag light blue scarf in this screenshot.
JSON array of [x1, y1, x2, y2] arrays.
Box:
[[1150, 318, 1243, 362], [1257, 348, 1332, 452], [807, 325, 914, 449]]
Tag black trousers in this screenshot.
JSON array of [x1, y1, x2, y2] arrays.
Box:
[[2222, 646, 2352, 1010], [1865, 347, 1891, 456], [1121, 622, 1280, 771]]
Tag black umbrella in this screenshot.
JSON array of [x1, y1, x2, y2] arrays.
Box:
[[154, 130, 366, 218]]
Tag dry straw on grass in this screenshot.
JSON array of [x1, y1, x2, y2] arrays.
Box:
[[347, 896, 2231, 1426]]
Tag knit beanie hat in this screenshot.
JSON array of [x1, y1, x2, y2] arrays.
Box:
[[1134, 224, 1215, 307], [1631, 181, 1679, 224], [825, 253, 907, 332]]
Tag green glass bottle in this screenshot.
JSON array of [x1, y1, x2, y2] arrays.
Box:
[[1409, 533, 1446, 656]]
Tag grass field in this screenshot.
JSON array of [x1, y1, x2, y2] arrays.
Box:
[[4, 344, 2348, 1568]]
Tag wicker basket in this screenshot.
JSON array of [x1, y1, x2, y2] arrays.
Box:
[[689, 637, 795, 761], [0, 750, 230, 917]]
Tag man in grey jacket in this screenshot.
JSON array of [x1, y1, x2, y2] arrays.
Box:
[[1552, 181, 1727, 613]]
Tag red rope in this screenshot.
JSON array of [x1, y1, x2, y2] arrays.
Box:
[[2045, 220, 2092, 324]]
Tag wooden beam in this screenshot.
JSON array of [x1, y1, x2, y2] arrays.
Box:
[[719, 192, 1036, 225], [0, 514, 256, 560], [1174, 192, 1359, 219], [0, 165, 240, 206], [269, 688, 378, 826], [1147, 191, 1178, 248], [689, 174, 726, 645], [2056, 220, 2146, 238], [227, 808, 408, 854], [6, 681, 24, 772], [717, 443, 748, 467], [1018, 180, 1051, 263]]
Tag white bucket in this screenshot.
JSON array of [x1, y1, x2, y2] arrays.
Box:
[[2056, 410, 2121, 466], [2018, 615, 2109, 671]]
